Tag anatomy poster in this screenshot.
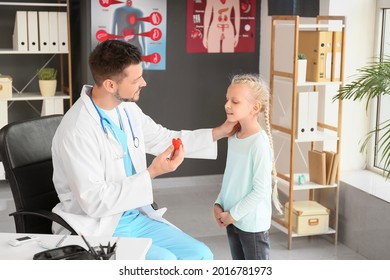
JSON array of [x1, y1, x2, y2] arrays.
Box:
[[187, 0, 256, 53], [91, 0, 167, 70]]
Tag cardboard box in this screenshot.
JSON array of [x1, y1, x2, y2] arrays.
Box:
[[0, 75, 12, 98], [285, 201, 329, 235]]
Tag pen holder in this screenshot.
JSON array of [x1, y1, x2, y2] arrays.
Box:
[[93, 246, 116, 260]]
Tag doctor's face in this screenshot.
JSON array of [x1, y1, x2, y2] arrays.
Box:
[[114, 63, 147, 103]]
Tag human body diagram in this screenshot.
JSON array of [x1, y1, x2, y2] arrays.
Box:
[[112, 2, 148, 58], [202, 0, 240, 53]]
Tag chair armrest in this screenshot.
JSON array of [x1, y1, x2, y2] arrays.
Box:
[[9, 210, 77, 235]]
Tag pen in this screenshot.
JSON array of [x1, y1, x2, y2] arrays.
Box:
[[80, 234, 100, 260], [55, 235, 67, 247], [111, 237, 119, 253], [99, 243, 106, 255], [110, 242, 117, 253]]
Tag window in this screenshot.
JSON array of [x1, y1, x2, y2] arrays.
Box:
[[371, 1, 390, 174]]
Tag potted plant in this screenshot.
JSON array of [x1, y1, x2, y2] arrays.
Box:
[[297, 53, 307, 83], [37, 67, 57, 97], [334, 58, 390, 178]]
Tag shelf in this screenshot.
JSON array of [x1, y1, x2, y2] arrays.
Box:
[[277, 173, 338, 191], [273, 129, 338, 143], [0, 2, 67, 7], [273, 73, 342, 86], [272, 22, 344, 31], [0, 49, 68, 54], [0, 0, 73, 109], [297, 81, 342, 87], [0, 92, 70, 101], [270, 16, 344, 250], [271, 220, 336, 237]]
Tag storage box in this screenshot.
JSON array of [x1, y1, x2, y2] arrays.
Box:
[[0, 75, 12, 98], [285, 201, 329, 235]]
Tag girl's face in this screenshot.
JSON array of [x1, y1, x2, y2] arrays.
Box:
[[225, 83, 258, 123]]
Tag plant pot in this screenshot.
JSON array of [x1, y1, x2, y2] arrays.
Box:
[[297, 59, 307, 83], [39, 80, 57, 97]]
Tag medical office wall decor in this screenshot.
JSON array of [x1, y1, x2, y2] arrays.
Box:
[[91, 0, 167, 70], [186, 0, 257, 53]]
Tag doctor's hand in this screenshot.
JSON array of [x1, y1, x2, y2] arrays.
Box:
[[212, 120, 240, 141], [147, 144, 184, 179]]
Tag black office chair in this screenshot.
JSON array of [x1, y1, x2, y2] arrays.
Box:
[[0, 115, 76, 235]]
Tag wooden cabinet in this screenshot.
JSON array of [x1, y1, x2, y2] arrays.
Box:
[[269, 16, 345, 249], [0, 0, 72, 129]]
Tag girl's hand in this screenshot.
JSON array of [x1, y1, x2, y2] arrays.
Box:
[[213, 204, 225, 228], [219, 211, 235, 226]]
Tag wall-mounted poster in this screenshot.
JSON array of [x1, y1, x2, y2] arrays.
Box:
[[91, 0, 167, 70], [187, 0, 256, 53]]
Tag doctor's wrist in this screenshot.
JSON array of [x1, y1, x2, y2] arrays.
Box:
[[147, 166, 158, 179]]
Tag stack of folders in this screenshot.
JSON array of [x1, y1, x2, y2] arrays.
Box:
[[298, 30, 343, 82], [13, 11, 68, 52], [308, 150, 340, 185]]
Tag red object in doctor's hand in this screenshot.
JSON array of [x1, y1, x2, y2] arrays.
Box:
[[172, 138, 182, 150], [171, 138, 183, 158]]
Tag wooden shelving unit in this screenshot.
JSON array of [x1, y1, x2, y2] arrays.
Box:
[[269, 15, 346, 249], [0, 0, 72, 129]]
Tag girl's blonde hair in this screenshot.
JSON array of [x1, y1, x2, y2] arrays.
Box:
[[231, 73, 283, 214]]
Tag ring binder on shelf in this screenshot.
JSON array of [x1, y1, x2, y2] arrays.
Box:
[[27, 11, 39, 51], [58, 12, 68, 52], [38, 11, 50, 52], [48, 11, 59, 52], [13, 11, 28, 51]]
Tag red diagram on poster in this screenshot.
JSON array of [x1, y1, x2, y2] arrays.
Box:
[[186, 0, 256, 53], [91, 0, 167, 70]]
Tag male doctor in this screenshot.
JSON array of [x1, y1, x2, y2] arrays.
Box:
[[51, 40, 237, 260]]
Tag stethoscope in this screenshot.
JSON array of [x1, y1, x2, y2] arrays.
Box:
[[90, 96, 139, 148]]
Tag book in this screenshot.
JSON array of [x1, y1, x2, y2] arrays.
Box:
[[308, 150, 327, 185], [328, 153, 340, 185], [324, 151, 336, 184]]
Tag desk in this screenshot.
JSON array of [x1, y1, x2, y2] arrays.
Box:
[[0, 92, 70, 129], [0, 232, 151, 260]]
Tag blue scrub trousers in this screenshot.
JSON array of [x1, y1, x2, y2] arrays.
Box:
[[113, 210, 213, 260]]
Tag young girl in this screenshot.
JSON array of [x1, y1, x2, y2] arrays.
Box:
[[214, 73, 282, 260]]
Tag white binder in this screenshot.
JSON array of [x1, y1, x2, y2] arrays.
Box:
[[297, 92, 309, 140], [12, 11, 28, 51], [38, 11, 50, 52], [48, 11, 59, 52], [297, 91, 318, 140], [27, 11, 39, 51], [307, 91, 318, 136], [57, 12, 68, 53]]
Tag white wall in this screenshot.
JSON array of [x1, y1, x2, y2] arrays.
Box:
[[260, 0, 376, 172]]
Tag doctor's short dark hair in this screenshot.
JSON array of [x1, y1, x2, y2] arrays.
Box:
[[89, 40, 142, 86]]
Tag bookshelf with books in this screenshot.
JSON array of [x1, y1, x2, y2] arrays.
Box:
[[0, 0, 72, 130], [269, 16, 345, 249]]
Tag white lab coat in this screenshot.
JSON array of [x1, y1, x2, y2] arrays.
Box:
[[51, 85, 217, 236]]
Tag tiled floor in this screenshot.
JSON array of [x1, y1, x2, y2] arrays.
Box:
[[0, 175, 365, 260]]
